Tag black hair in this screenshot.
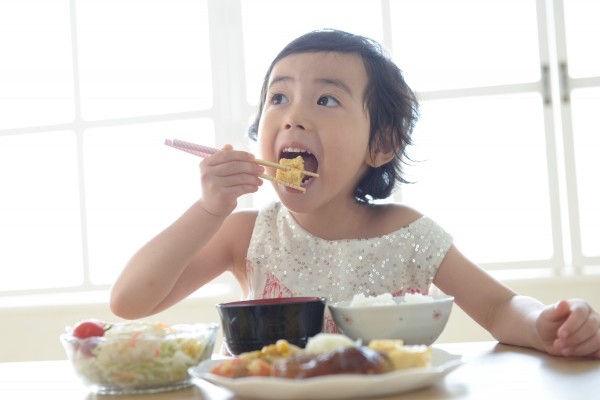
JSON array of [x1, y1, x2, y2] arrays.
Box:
[[248, 29, 419, 203]]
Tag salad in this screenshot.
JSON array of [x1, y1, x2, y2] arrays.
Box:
[[61, 320, 218, 393]]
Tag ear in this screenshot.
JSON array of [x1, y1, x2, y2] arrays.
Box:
[[364, 141, 396, 168]]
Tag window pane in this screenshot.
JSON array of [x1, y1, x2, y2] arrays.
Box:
[[0, 132, 83, 291], [77, 0, 212, 120], [389, 0, 540, 91], [401, 94, 553, 263], [571, 88, 600, 257], [0, 0, 74, 129], [563, 1, 600, 78], [84, 119, 215, 284], [241, 0, 384, 104]]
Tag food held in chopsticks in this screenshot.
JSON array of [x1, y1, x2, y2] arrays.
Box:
[[275, 156, 304, 188], [208, 333, 432, 379], [164, 138, 318, 193]]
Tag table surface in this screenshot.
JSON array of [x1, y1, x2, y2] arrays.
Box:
[[2, 341, 599, 400]]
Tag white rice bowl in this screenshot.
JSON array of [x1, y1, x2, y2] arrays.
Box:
[[329, 294, 454, 345]]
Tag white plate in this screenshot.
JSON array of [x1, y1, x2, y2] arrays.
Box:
[[189, 348, 462, 400]]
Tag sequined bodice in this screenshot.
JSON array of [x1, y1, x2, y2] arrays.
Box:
[[245, 202, 453, 332]]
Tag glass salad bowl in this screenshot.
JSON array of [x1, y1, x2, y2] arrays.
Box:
[[60, 320, 218, 394]]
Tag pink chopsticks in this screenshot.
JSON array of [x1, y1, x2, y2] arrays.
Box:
[[164, 138, 310, 192]]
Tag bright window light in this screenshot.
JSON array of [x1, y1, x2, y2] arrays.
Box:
[[402, 93, 553, 263], [77, 0, 212, 120], [0, 131, 83, 291], [571, 88, 600, 257], [389, 0, 540, 91], [0, 0, 74, 129]]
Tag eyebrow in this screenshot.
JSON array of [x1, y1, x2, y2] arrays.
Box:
[[268, 76, 353, 96]]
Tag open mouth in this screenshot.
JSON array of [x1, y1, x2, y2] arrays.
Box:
[[279, 147, 319, 186]]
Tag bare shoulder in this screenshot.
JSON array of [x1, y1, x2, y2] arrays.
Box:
[[371, 203, 424, 232]]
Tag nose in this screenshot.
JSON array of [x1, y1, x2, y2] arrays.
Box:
[[283, 101, 310, 131], [284, 121, 305, 130]]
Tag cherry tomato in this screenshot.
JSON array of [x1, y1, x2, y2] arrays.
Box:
[[73, 320, 106, 339]]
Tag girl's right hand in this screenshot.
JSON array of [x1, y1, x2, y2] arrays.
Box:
[[199, 144, 264, 216]]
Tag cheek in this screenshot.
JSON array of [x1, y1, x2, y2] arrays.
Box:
[[325, 139, 370, 174], [256, 122, 274, 158], [326, 137, 371, 179], [257, 108, 283, 154]]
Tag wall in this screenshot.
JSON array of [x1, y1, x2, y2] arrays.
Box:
[[1, 276, 599, 362]]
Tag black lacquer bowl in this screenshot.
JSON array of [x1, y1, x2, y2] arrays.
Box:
[[216, 297, 326, 355]]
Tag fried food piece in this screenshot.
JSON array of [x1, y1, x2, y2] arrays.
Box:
[[209, 358, 272, 378], [210, 340, 301, 378], [237, 339, 301, 363], [275, 156, 304, 187], [368, 339, 432, 370]]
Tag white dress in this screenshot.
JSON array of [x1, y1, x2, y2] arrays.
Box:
[[245, 202, 453, 332]]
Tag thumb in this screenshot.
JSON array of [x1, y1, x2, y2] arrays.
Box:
[[537, 300, 571, 344], [541, 300, 571, 323]]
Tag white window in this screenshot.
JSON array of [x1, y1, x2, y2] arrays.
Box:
[[391, 0, 552, 267], [1, 0, 598, 299]]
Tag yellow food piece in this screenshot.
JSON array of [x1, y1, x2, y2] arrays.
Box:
[[368, 339, 432, 370], [238, 339, 302, 364], [180, 339, 203, 358], [261, 339, 294, 357], [276, 156, 304, 187]]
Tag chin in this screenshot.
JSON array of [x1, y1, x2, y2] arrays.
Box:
[[278, 194, 314, 214]]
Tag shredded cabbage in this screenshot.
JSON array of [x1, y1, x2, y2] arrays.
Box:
[[71, 322, 216, 390]]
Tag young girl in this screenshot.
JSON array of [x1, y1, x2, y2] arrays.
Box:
[[111, 29, 600, 358]]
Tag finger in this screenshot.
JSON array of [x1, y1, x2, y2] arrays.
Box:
[[208, 148, 255, 166], [202, 170, 263, 191], [218, 174, 265, 189], [541, 300, 571, 324], [200, 161, 264, 185], [556, 300, 592, 339], [557, 328, 600, 358], [560, 310, 600, 349], [201, 181, 262, 216], [537, 301, 570, 344]]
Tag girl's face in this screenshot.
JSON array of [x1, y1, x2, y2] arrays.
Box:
[[258, 51, 372, 211]]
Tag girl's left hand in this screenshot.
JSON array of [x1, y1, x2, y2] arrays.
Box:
[[536, 299, 600, 358]]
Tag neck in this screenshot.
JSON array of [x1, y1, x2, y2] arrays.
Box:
[[289, 201, 377, 240]]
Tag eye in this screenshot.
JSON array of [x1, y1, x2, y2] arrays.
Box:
[[317, 95, 339, 107], [270, 93, 289, 105]]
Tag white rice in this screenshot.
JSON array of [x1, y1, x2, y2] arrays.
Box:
[[349, 293, 395, 307], [349, 292, 434, 307], [305, 333, 357, 354]]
